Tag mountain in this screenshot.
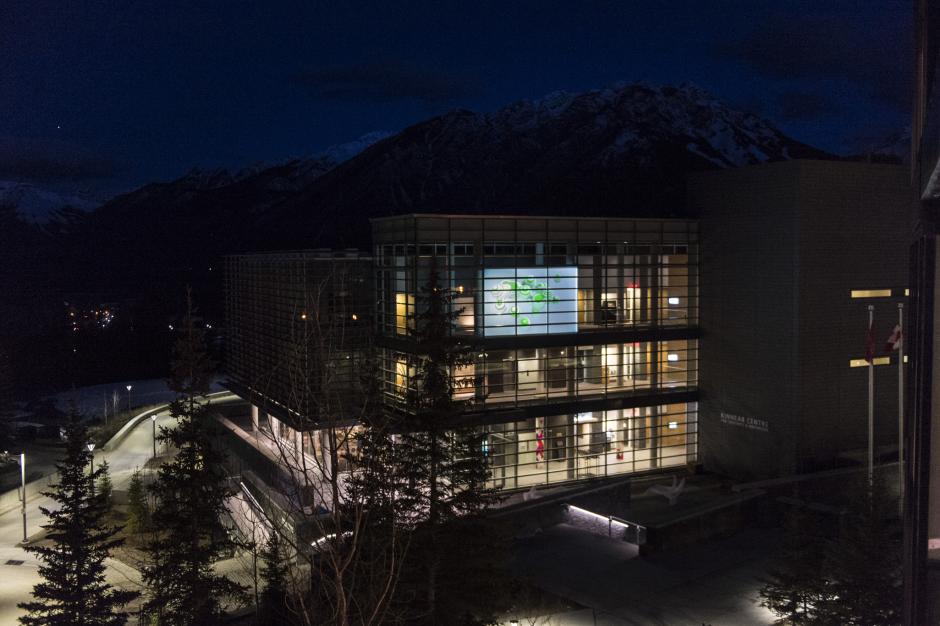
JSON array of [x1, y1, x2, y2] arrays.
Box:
[[14, 83, 837, 310], [259, 82, 830, 247], [0, 180, 106, 222], [2, 82, 839, 395]]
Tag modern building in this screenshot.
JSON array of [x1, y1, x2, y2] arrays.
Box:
[[689, 160, 911, 480], [371, 214, 700, 490], [223, 249, 372, 466], [221, 160, 912, 529], [905, 1, 940, 622]]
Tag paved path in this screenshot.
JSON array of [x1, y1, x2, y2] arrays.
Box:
[[512, 525, 779, 625], [0, 394, 239, 624]]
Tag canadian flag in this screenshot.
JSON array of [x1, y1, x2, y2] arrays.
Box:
[[885, 324, 902, 352]]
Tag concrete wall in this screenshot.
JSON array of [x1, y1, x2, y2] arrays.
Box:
[[795, 161, 910, 466], [692, 161, 802, 479], [690, 160, 911, 479]]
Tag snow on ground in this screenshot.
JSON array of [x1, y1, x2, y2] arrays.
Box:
[[53, 376, 226, 418]]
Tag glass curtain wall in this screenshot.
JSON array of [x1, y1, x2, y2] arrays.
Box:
[[382, 340, 697, 409], [484, 402, 698, 490], [375, 220, 699, 339]]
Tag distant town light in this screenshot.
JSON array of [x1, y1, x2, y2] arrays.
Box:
[[351, 313, 358, 321], [126, 385, 132, 391], [300, 313, 307, 320], [86, 443, 95, 452]]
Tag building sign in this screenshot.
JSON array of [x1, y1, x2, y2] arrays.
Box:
[[482, 267, 578, 336], [720, 411, 769, 433]]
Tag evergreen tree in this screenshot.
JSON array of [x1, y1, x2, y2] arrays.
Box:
[[97, 460, 113, 514], [396, 260, 501, 624], [125, 469, 149, 536], [815, 478, 902, 626], [18, 414, 138, 626], [340, 354, 410, 624], [142, 290, 246, 626], [258, 530, 291, 626], [761, 478, 903, 626], [760, 506, 829, 624]]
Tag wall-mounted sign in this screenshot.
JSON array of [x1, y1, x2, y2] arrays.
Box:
[[482, 267, 578, 336], [720, 411, 769, 433]]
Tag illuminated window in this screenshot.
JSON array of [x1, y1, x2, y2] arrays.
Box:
[[667, 353, 679, 362], [667, 297, 680, 305], [849, 357, 891, 367], [850, 289, 892, 298], [395, 293, 414, 335]]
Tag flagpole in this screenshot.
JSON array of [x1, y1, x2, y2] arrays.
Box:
[[898, 302, 904, 516], [868, 304, 874, 488]]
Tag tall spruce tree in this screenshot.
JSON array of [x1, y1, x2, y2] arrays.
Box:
[[18, 414, 138, 626], [258, 529, 291, 626], [760, 506, 829, 624], [142, 290, 246, 625], [340, 353, 410, 625], [396, 259, 500, 624], [761, 477, 903, 626], [815, 477, 902, 625], [125, 469, 149, 536], [97, 460, 113, 514]]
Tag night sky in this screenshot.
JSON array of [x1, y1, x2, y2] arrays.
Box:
[[1, 0, 911, 193]]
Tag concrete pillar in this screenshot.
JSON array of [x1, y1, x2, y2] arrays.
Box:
[[251, 405, 259, 434]]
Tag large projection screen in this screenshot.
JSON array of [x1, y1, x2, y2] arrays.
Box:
[[482, 267, 578, 336]]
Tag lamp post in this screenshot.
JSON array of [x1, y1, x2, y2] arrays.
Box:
[[125, 384, 133, 412], [151, 414, 158, 460], [18, 452, 26, 543], [87, 442, 96, 478]]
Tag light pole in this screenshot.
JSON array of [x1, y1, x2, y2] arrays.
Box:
[[87, 442, 96, 483], [18, 452, 26, 543], [125, 384, 133, 412], [151, 414, 158, 460]]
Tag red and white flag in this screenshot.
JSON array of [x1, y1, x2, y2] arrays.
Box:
[[885, 324, 902, 352], [865, 318, 875, 364]]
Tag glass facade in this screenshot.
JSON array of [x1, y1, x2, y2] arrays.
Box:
[[484, 402, 697, 489], [371, 215, 700, 491], [382, 339, 697, 409], [377, 239, 697, 338]]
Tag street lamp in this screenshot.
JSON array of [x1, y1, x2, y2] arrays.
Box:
[[125, 384, 133, 412], [87, 442, 96, 477], [151, 414, 158, 460], [16, 452, 26, 543]]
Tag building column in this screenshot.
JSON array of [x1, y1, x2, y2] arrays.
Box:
[[251, 404, 259, 436]]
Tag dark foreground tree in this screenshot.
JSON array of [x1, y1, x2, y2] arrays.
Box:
[[97, 460, 113, 514], [816, 477, 902, 625], [258, 529, 292, 626], [18, 415, 138, 626], [125, 469, 150, 536], [760, 506, 829, 624], [142, 290, 246, 625], [761, 476, 902, 626], [395, 260, 506, 624]]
